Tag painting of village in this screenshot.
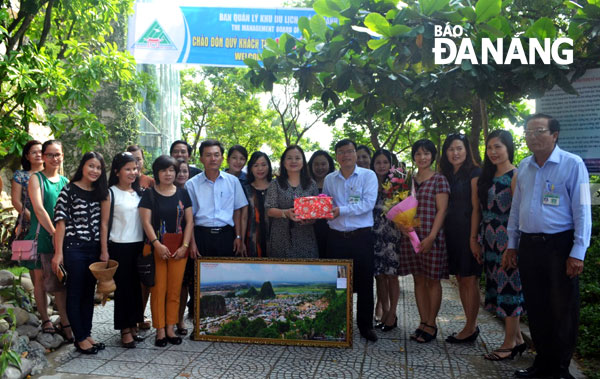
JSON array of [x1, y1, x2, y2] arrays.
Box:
[[193, 258, 353, 347]]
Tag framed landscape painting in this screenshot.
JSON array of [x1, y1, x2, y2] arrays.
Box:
[[191, 257, 353, 348]]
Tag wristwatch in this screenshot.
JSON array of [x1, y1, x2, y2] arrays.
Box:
[[235, 235, 241, 239]]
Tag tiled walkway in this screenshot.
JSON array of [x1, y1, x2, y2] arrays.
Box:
[[38, 277, 581, 378]]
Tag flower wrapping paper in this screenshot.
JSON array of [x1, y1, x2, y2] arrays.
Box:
[[294, 196, 334, 220]]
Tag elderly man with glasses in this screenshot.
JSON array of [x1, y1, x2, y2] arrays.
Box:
[[506, 114, 591, 379]]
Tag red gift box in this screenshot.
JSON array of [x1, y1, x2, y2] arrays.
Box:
[[294, 195, 334, 220]]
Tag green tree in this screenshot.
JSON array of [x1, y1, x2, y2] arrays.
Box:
[[245, 0, 599, 156], [180, 67, 283, 163], [0, 0, 149, 168]]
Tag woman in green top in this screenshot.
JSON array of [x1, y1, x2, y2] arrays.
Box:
[[26, 140, 72, 340]]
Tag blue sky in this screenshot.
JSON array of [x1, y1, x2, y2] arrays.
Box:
[[200, 262, 339, 284]]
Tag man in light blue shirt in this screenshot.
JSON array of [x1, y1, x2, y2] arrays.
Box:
[[323, 139, 378, 342], [506, 114, 591, 379], [185, 139, 248, 258]]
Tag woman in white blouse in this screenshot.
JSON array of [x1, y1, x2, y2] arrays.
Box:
[[100, 152, 146, 348]]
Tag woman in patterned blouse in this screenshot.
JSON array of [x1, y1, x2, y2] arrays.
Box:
[[53, 152, 109, 354]]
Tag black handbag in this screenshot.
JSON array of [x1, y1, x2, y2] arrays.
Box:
[[137, 188, 159, 287], [137, 246, 155, 287]]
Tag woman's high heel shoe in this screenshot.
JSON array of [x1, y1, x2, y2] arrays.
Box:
[[381, 317, 398, 332], [513, 342, 527, 357]]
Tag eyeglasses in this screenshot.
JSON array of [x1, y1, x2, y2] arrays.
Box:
[[524, 128, 550, 137], [44, 153, 63, 159], [336, 149, 356, 156]]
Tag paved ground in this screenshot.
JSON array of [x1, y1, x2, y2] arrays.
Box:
[[37, 276, 584, 379]]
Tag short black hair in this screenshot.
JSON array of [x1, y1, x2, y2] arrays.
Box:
[[411, 139, 437, 165], [228, 145, 248, 160], [20, 140, 42, 171], [525, 113, 560, 134], [357, 145, 372, 158], [152, 155, 179, 184], [200, 139, 225, 156], [170, 140, 192, 156], [127, 144, 144, 155], [308, 150, 335, 180], [246, 151, 273, 184], [334, 139, 357, 153]]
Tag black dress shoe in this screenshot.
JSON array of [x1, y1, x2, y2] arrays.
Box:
[[166, 335, 182, 345], [93, 342, 106, 350], [360, 328, 378, 342], [74, 342, 98, 355], [445, 326, 480, 344], [132, 334, 145, 342], [514, 366, 551, 378], [554, 370, 575, 379], [154, 337, 168, 347]]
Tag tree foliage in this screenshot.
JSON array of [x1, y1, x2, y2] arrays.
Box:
[[244, 0, 600, 157], [180, 67, 285, 162], [0, 0, 149, 168]]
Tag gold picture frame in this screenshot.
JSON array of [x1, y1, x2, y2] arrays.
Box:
[[191, 257, 353, 348]]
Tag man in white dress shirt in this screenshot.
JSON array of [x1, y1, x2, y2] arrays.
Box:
[[323, 139, 379, 342]]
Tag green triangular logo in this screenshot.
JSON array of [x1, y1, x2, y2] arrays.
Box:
[[134, 20, 177, 50]]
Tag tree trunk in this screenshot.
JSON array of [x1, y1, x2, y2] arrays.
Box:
[[470, 96, 485, 164], [366, 118, 380, 150]]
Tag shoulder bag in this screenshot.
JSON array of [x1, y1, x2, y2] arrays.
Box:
[[11, 174, 44, 262], [137, 188, 156, 287]]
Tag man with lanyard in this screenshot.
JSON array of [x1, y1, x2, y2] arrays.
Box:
[[323, 139, 379, 342], [171, 140, 202, 178], [506, 114, 591, 379]]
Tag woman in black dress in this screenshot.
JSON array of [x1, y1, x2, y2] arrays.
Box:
[[244, 152, 273, 257], [440, 133, 482, 343], [308, 150, 335, 258]]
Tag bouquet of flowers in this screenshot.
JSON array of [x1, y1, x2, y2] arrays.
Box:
[[381, 166, 421, 253]]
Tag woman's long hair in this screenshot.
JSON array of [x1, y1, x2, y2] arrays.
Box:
[[277, 145, 313, 190], [439, 133, 478, 180], [108, 152, 142, 196], [477, 130, 514, 208], [247, 151, 273, 184], [71, 152, 109, 201]]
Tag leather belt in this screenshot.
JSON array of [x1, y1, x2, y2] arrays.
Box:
[[521, 230, 573, 243], [197, 225, 233, 234], [330, 227, 371, 239]]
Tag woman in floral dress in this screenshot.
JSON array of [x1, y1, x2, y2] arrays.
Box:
[[477, 130, 526, 360], [371, 149, 402, 332]]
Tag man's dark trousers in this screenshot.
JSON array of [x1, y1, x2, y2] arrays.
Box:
[[189, 226, 235, 322], [327, 228, 374, 332], [518, 230, 579, 375]]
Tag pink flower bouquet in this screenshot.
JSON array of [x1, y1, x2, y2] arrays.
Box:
[[385, 195, 421, 253]]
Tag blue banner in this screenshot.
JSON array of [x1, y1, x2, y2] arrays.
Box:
[[128, 4, 337, 67]]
